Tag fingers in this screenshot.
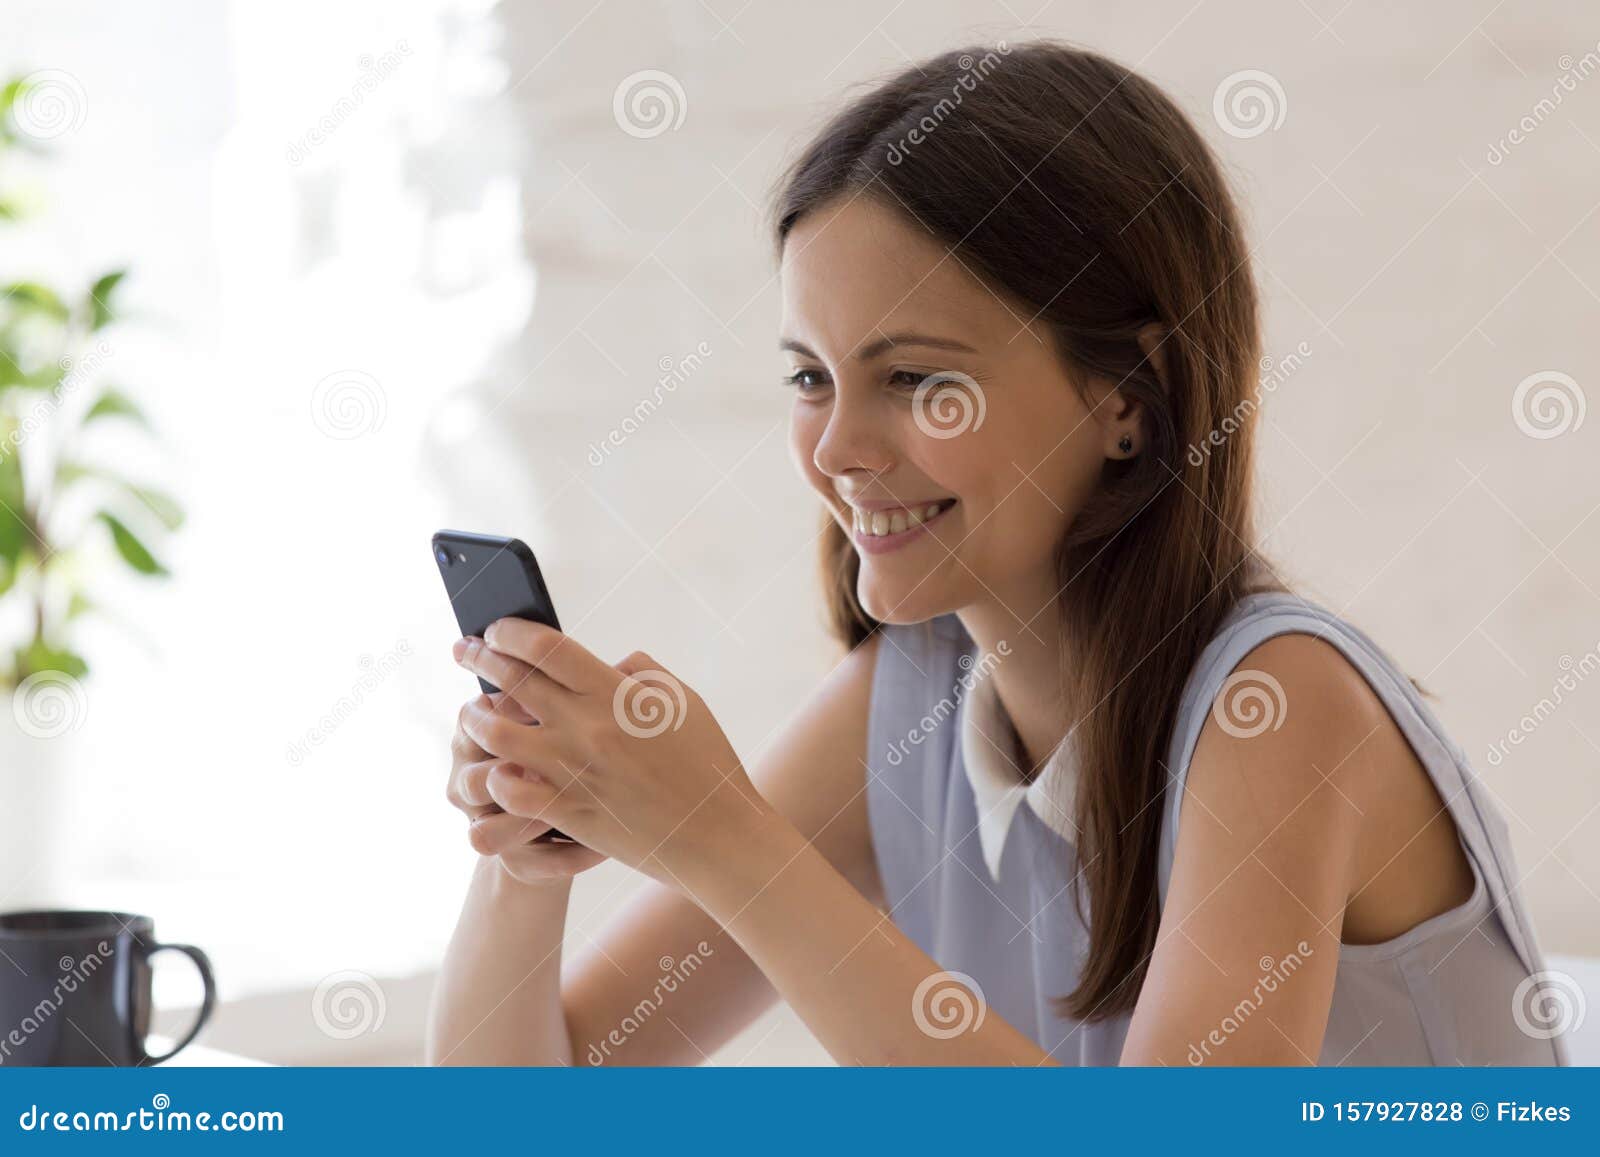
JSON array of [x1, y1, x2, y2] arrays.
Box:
[[466, 809, 553, 855], [484, 759, 590, 823], [454, 637, 574, 720], [497, 832, 609, 879], [483, 619, 617, 696], [450, 724, 488, 766], [450, 757, 512, 811], [458, 696, 566, 773]]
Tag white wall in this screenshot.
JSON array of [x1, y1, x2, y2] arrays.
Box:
[[5, 0, 1598, 1064]]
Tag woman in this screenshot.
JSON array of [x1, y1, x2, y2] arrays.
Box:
[[426, 41, 1560, 1066]]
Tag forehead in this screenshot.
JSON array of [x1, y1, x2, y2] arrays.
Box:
[[779, 195, 1024, 355]]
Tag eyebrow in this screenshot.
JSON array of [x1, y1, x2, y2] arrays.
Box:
[[778, 331, 979, 362]]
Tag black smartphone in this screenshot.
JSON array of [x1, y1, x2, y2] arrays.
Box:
[[433, 529, 572, 843]]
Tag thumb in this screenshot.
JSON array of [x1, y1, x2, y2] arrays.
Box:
[[613, 649, 664, 678]]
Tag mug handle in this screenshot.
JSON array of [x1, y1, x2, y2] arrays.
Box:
[[139, 943, 218, 1065]]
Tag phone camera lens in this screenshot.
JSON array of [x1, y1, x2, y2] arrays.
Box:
[[435, 545, 452, 566]]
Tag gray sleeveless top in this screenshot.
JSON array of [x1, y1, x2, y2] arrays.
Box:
[[865, 591, 1565, 1065]]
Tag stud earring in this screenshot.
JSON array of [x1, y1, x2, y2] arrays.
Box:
[[1117, 434, 1134, 456]]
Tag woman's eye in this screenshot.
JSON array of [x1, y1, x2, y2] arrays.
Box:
[[888, 369, 931, 391], [783, 369, 830, 392]]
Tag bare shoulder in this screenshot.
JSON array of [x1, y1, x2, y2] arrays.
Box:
[[1184, 630, 1382, 883], [1178, 629, 1472, 942], [1129, 632, 1388, 1062], [747, 634, 881, 898]]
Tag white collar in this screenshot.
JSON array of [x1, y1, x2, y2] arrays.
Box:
[[958, 662, 1079, 881]]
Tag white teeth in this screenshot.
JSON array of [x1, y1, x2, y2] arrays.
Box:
[[852, 501, 950, 537]]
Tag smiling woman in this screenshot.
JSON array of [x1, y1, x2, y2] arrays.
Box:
[[427, 40, 1562, 1068]]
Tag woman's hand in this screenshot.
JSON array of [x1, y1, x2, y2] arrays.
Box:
[[447, 692, 608, 885], [452, 620, 777, 885]]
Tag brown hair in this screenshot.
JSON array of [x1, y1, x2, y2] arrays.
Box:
[[773, 40, 1276, 1019]]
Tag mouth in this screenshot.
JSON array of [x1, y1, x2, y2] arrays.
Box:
[[847, 498, 958, 555]]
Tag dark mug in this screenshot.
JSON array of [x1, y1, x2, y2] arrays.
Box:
[[0, 910, 215, 1066]]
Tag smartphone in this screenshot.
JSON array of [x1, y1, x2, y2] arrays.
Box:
[[433, 529, 572, 843]]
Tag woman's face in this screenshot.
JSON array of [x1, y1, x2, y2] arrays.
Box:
[[781, 195, 1134, 629]]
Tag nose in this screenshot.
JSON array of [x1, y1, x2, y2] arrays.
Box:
[[811, 385, 895, 480]]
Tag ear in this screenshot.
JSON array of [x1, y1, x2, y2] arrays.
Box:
[[1084, 379, 1144, 461], [1136, 323, 1171, 392]]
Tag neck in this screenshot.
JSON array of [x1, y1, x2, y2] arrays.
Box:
[[956, 590, 1070, 774]]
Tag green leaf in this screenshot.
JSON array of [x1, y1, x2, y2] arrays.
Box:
[[54, 462, 183, 531], [83, 388, 148, 427], [126, 485, 183, 531], [2, 282, 70, 322], [0, 349, 24, 388], [53, 459, 90, 485], [87, 269, 127, 330], [13, 639, 88, 681], [0, 446, 26, 564], [0, 78, 22, 144], [97, 510, 167, 576]]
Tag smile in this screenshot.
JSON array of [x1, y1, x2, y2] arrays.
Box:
[[848, 499, 957, 554]]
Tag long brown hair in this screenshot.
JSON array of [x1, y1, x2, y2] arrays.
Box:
[[773, 40, 1276, 1019]]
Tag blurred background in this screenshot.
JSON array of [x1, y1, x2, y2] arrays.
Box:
[[1, 0, 1596, 1064]]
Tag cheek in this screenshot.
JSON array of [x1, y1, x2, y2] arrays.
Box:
[[964, 397, 1101, 545], [787, 404, 828, 494]]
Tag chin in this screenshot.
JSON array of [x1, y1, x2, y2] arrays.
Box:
[[856, 570, 960, 627]]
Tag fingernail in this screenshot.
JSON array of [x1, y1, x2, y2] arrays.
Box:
[[518, 766, 543, 783], [452, 638, 469, 663]]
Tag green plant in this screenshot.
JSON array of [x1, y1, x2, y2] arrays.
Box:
[[0, 74, 182, 691]]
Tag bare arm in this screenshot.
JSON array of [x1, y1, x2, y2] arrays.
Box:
[[454, 623, 1051, 1066], [439, 624, 1473, 1068], [427, 636, 884, 1066], [1121, 633, 1473, 1065]]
